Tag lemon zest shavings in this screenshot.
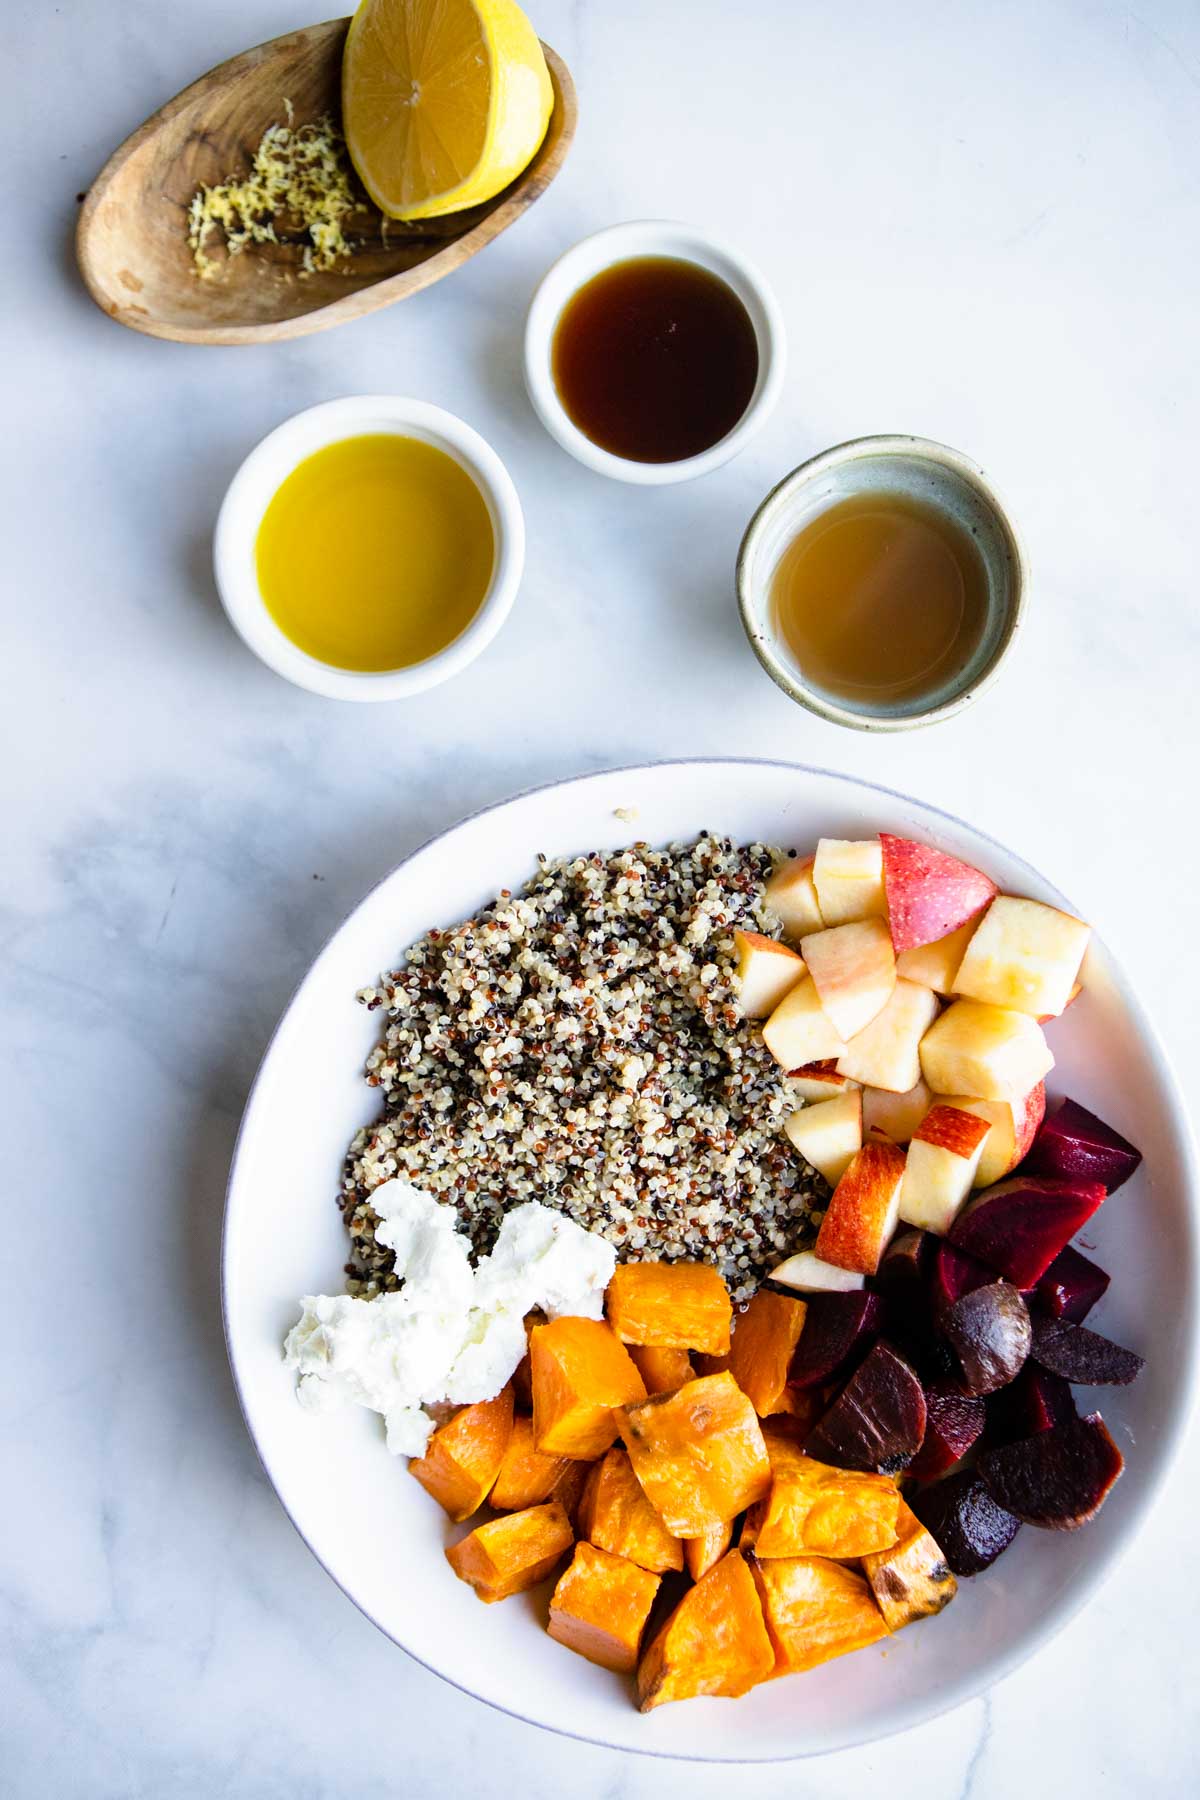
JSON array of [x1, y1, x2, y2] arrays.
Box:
[[187, 105, 359, 279]]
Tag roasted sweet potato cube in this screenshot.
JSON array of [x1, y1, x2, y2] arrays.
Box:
[[549, 1456, 592, 1524], [618, 1372, 771, 1537], [751, 1554, 888, 1675], [712, 1290, 808, 1416], [531, 1317, 647, 1459], [637, 1550, 774, 1709], [685, 1518, 734, 1581], [862, 1497, 957, 1630], [445, 1500, 574, 1603], [490, 1414, 579, 1512], [629, 1344, 695, 1395], [743, 1436, 900, 1560], [607, 1262, 733, 1355], [548, 1541, 662, 1674], [408, 1385, 514, 1521], [577, 1447, 684, 1572]]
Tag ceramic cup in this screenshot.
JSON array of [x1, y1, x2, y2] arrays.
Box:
[[213, 396, 524, 701], [737, 434, 1028, 731], [523, 219, 786, 485]]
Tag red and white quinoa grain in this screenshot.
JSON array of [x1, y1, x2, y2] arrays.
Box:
[[340, 835, 827, 1304]]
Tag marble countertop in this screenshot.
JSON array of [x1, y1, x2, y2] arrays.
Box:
[[5, 0, 1200, 1792]]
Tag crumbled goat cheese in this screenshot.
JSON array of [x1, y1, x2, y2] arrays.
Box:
[[284, 1180, 616, 1453]]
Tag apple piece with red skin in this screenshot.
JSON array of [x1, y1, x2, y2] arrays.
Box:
[[805, 1341, 927, 1473], [1021, 1096, 1143, 1193], [800, 917, 896, 1041], [733, 928, 806, 1019], [783, 1090, 862, 1187], [1030, 1244, 1110, 1323], [764, 853, 824, 941], [879, 833, 998, 955], [977, 1412, 1124, 1529], [936, 1085, 1046, 1188], [814, 1136, 908, 1276], [896, 918, 979, 995], [949, 1176, 1106, 1289], [787, 1291, 886, 1390], [862, 1078, 933, 1145], [898, 1105, 992, 1234], [788, 1060, 860, 1103], [909, 1385, 987, 1481]]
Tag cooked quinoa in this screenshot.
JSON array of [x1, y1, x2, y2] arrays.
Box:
[[340, 835, 827, 1304]]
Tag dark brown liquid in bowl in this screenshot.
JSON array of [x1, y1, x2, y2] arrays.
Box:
[[552, 256, 760, 463]]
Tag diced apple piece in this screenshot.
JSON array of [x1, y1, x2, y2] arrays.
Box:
[[879, 834, 998, 954], [937, 1085, 1046, 1187], [764, 854, 824, 941], [835, 977, 940, 1093], [862, 1078, 933, 1145], [762, 975, 847, 1071], [733, 929, 805, 1019], [783, 1091, 863, 1187], [812, 838, 887, 927], [770, 1251, 865, 1294], [898, 1105, 992, 1235], [895, 918, 979, 995], [800, 918, 896, 1041], [815, 1137, 907, 1276], [953, 897, 1091, 1019], [788, 1060, 861, 1102], [919, 1000, 1054, 1103]]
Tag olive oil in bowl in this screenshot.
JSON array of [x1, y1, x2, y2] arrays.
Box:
[[255, 433, 495, 672]]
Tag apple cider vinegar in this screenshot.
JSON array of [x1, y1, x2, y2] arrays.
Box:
[[770, 493, 989, 711], [256, 434, 494, 672]]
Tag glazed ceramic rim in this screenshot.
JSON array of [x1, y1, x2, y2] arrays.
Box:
[[736, 434, 1029, 731], [213, 397, 525, 701], [523, 220, 787, 485], [222, 757, 1199, 1760]]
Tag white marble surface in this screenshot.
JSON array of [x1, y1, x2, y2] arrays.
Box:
[[4, 0, 1199, 1791]]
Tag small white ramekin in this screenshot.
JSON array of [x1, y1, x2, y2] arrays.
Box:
[[213, 396, 525, 701], [523, 220, 786, 485]]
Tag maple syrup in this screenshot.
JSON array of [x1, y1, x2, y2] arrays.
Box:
[[771, 492, 989, 712], [551, 256, 759, 463]]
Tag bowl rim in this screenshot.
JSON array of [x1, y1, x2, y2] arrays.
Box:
[[212, 396, 525, 701], [736, 434, 1030, 731], [522, 219, 787, 485], [221, 756, 1199, 1761]]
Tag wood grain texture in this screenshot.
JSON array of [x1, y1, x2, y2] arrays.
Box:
[[75, 17, 577, 346]]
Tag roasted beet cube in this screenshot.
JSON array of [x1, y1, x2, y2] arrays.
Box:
[[1022, 1097, 1142, 1193], [909, 1470, 1020, 1576], [986, 1365, 1076, 1446], [941, 1281, 1032, 1397], [805, 1341, 927, 1474], [978, 1412, 1124, 1528], [910, 1384, 986, 1481], [1030, 1245, 1110, 1324], [787, 1291, 885, 1390], [929, 1240, 995, 1316], [1029, 1315, 1144, 1386], [949, 1177, 1106, 1289]]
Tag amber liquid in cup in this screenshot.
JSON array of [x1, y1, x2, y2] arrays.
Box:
[[551, 256, 759, 463], [771, 492, 990, 711]]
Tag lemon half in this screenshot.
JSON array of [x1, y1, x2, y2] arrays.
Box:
[[343, 0, 553, 222]]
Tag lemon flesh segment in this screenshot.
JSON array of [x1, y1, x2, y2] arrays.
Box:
[[343, 0, 553, 222]]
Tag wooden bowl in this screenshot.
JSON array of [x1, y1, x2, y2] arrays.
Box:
[[75, 17, 577, 346]]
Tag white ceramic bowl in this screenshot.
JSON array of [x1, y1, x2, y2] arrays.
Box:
[[523, 221, 786, 484], [213, 396, 524, 700], [223, 760, 1197, 1759]]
